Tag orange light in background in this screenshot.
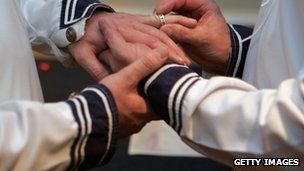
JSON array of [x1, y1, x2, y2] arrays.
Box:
[[39, 62, 51, 72]]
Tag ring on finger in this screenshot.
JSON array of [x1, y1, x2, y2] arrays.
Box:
[[157, 14, 166, 26]]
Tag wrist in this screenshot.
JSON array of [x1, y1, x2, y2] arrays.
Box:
[[142, 64, 199, 122]]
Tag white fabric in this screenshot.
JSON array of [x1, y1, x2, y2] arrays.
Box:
[[175, 0, 304, 170], [0, 0, 85, 102], [129, 121, 201, 157], [0, 0, 84, 170], [130, 0, 304, 161], [0, 101, 77, 171], [244, 0, 304, 88], [20, 0, 85, 62], [0, 0, 43, 102]]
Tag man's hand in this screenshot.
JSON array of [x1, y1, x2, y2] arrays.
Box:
[[68, 12, 196, 80], [100, 46, 168, 138], [155, 0, 231, 74]]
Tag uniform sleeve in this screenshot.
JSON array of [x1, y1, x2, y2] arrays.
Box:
[[17, 0, 113, 64], [0, 84, 118, 171], [142, 64, 304, 166], [226, 24, 253, 78]]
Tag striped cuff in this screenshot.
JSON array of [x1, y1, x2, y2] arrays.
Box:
[[66, 84, 119, 170], [143, 64, 200, 134], [226, 24, 253, 78], [60, 0, 114, 29]]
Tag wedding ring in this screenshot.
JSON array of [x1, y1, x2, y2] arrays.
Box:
[[158, 14, 166, 26]]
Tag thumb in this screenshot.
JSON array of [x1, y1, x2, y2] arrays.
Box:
[[160, 24, 193, 43], [154, 0, 185, 15], [122, 46, 168, 84]]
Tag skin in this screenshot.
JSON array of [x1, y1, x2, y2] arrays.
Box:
[[68, 12, 197, 80], [155, 0, 231, 74], [100, 46, 168, 138]]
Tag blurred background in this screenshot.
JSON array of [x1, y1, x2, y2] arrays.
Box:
[[36, 0, 261, 171], [103, 0, 261, 25]]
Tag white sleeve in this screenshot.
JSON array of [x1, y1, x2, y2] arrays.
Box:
[[143, 64, 304, 166], [16, 0, 113, 64], [0, 84, 118, 171]]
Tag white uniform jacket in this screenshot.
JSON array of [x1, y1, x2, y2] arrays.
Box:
[[141, 0, 304, 171], [0, 0, 118, 170]]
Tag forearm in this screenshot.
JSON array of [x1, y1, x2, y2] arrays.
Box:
[[0, 84, 118, 171], [143, 64, 304, 165]]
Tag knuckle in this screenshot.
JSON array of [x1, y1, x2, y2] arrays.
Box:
[[75, 54, 85, 64], [91, 68, 103, 79], [148, 38, 159, 47], [98, 17, 109, 25], [141, 57, 155, 72]]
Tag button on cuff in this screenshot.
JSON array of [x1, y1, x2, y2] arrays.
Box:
[[50, 19, 86, 48]]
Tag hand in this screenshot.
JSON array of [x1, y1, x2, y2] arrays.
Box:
[[68, 12, 196, 79], [155, 0, 231, 74], [96, 12, 196, 72], [100, 46, 167, 138]]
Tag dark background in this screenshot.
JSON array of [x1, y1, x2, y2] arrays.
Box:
[[37, 60, 231, 171]]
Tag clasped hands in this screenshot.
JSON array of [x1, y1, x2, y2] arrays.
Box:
[[68, 0, 231, 137]]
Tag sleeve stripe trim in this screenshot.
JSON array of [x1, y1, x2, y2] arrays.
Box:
[[62, 0, 100, 25], [177, 79, 201, 134], [76, 96, 93, 168], [168, 73, 199, 126], [173, 77, 200, 132], [61, 0, 114, 28], [144, 64, 188, 95], [66, 100, 81, 170], [82, 88, 114, 165], [228, 24, 243, 77], [69, 98, 87, 170]]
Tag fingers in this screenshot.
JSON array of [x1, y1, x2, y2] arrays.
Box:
[[135, 14, 197, 29], [69, 43, 107, 80], [155, 0, 186, 14], [134, 23, 191, 65], [165, 14, 197, 28], [160, 24, 193, 43], [98, 50, 113, 69], [98, 19, 127, 55], [122, 46, 168, 84], [155, 0, 215, 17]]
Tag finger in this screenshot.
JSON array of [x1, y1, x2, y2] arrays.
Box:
[[98, 19, 128, 54], [160, 24, 194, 43], [155, 0, 186, 14], [135, 14, 197, 29], [118, 27, 174, 57], [155, 0, 212, 16], [98, 50, 113, 69], [165, 14, 197, 28], [134, 23, 191, 65], [122, 46, 168, 84], [69, 43, 107, 80]]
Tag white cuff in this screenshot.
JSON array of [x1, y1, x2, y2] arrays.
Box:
[[50, 19, 86, 48]]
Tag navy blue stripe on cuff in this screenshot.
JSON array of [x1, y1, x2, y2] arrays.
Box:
[[66, 100, 82, 171], [60, 0, 114, 28], [176, 78, 200, 134], [226, 24, 253, 78], [226, 24, 241, 77], [89, 84, 119, 165], [144, 64, 199, 132], [66, 84, 119, 170]]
